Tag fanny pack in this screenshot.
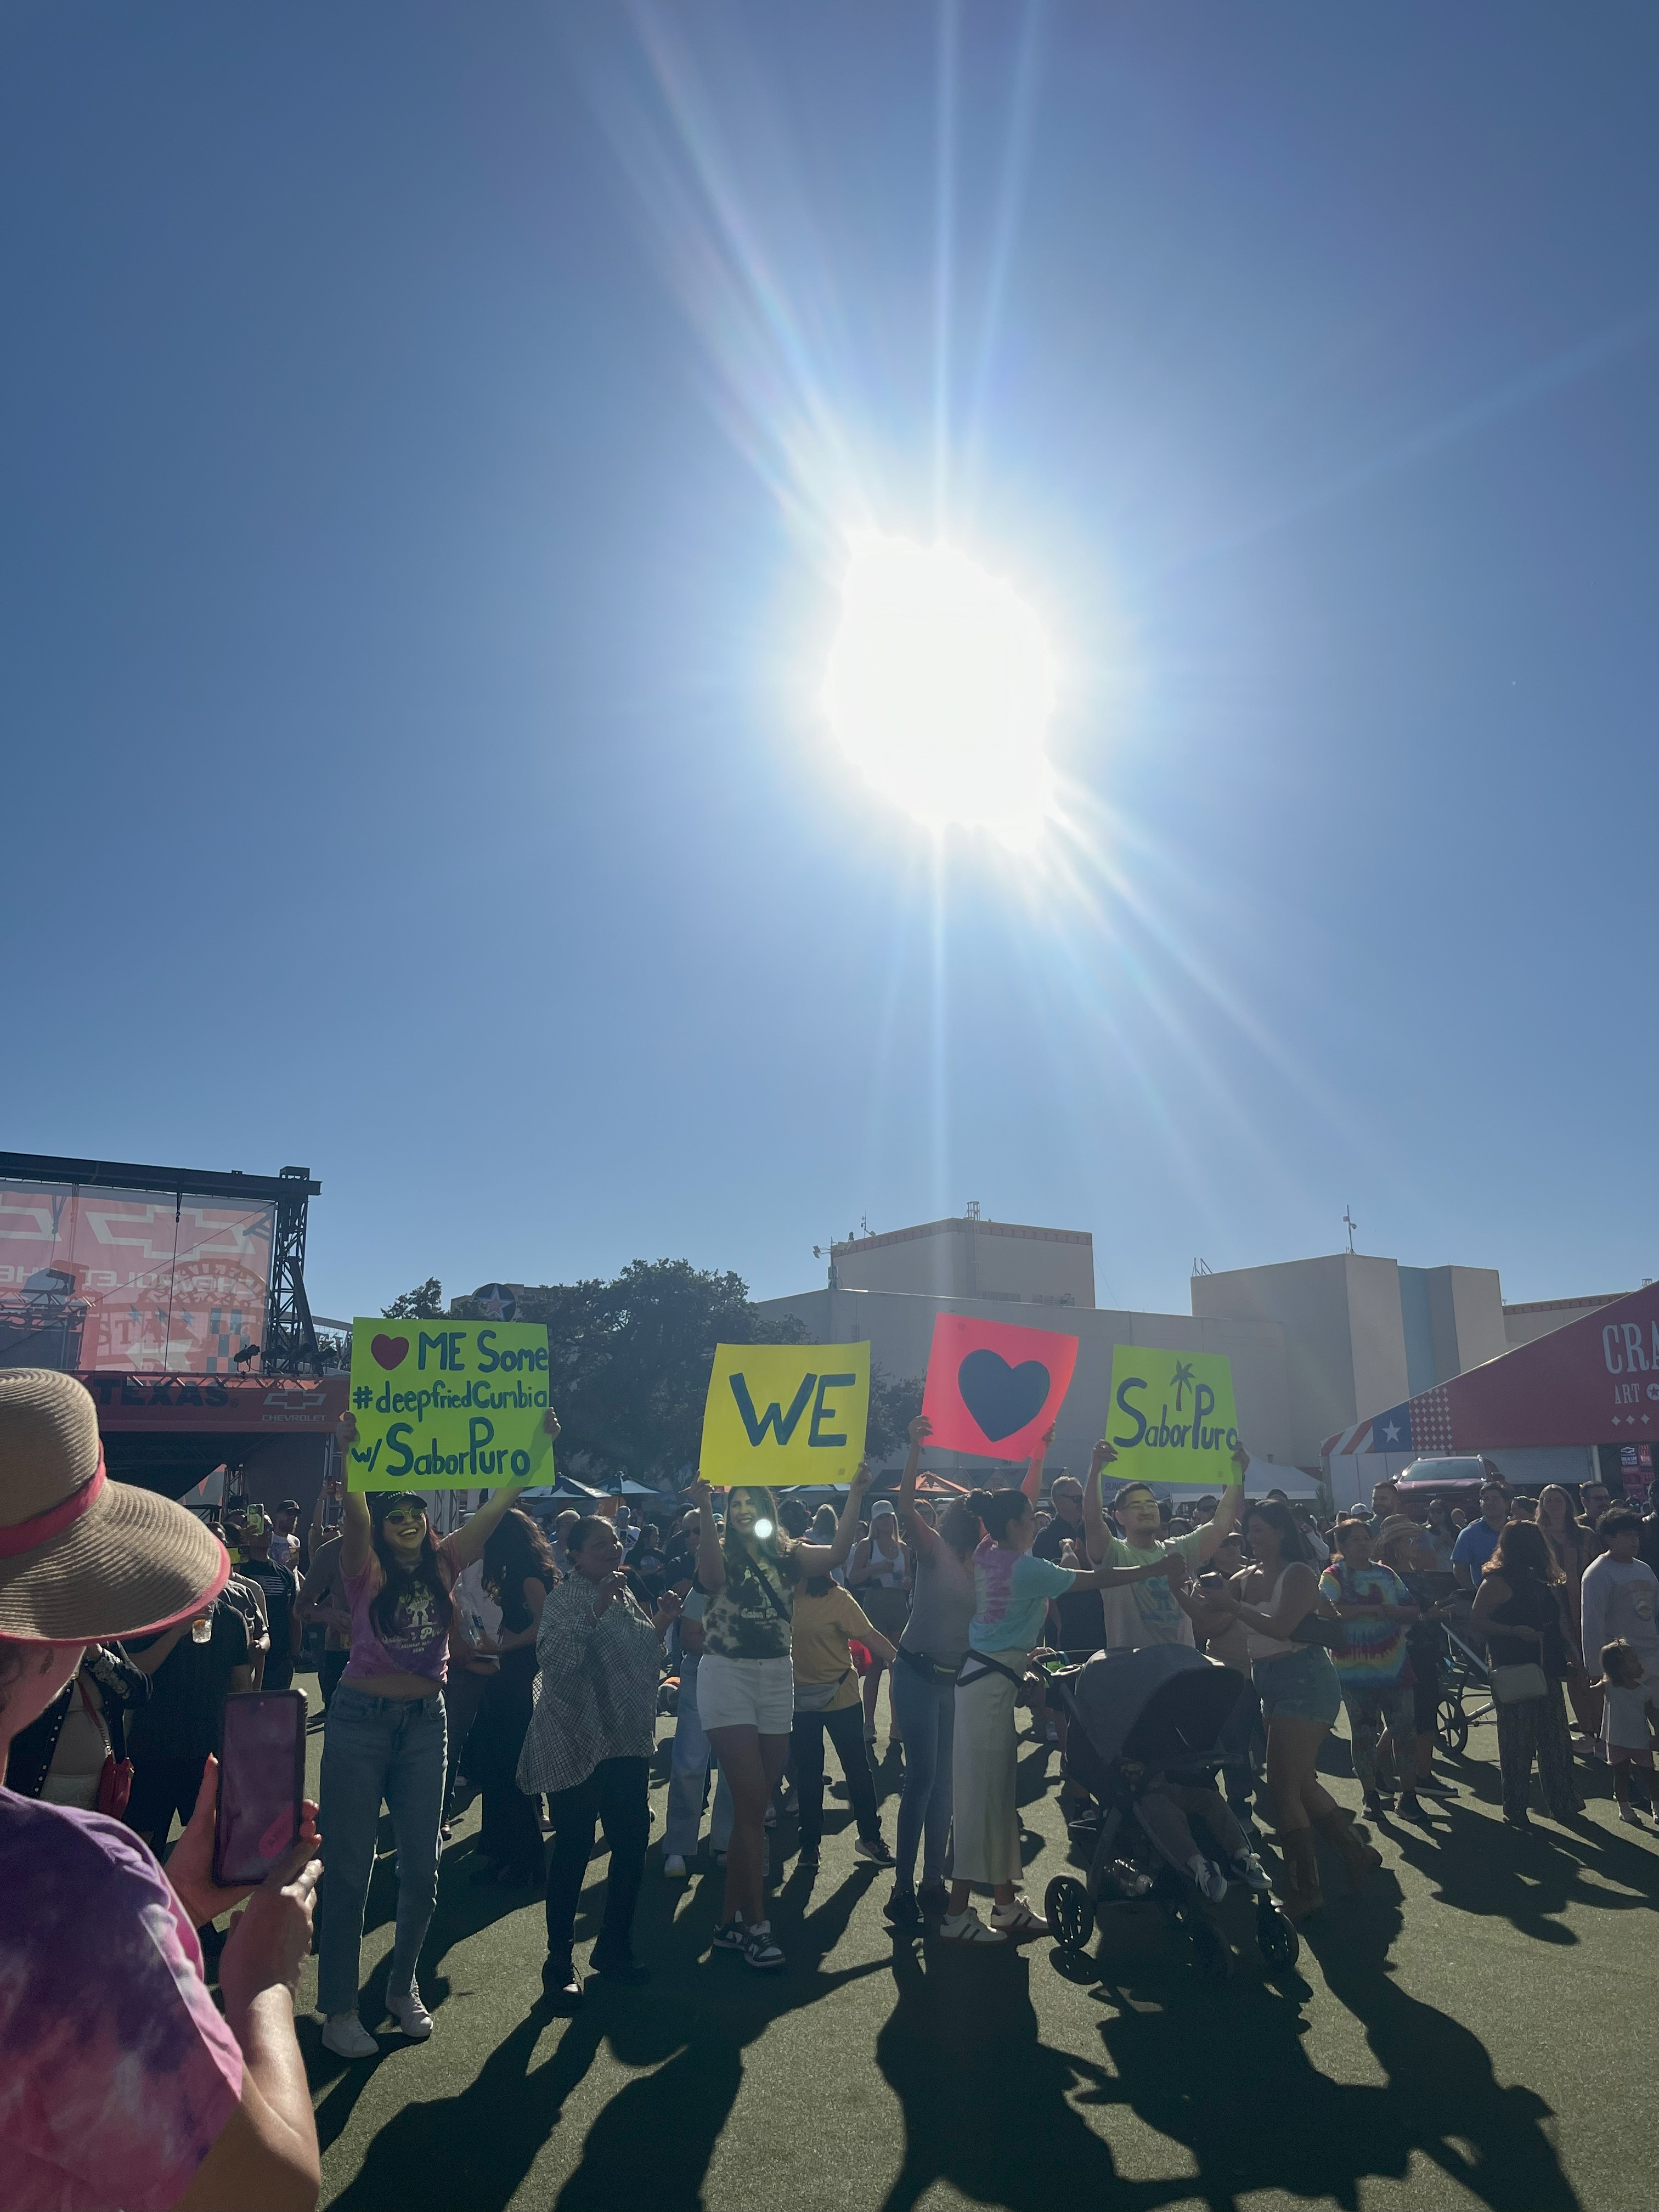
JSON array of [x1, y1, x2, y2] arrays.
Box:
[[897, 1645, 962, 1689], [794, 1667, 853, 1712]]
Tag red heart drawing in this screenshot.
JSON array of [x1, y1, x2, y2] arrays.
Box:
[[371, 1334, 409, 1371]]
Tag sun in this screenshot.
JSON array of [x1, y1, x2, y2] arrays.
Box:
[[821, 535, 1056, 847]]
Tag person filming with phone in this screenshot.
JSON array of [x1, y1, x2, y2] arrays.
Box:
[[0, 1367, 324, 2211]]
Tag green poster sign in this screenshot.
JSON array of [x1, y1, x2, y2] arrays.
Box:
[[346, 1318, 555, 1490], [1105, 1345, 1242, 1487]]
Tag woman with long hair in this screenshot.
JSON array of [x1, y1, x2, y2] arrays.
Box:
[[317, 1410, 554, 2056], [1471, 1519, 1583, 1828], [1537, 1482, 1601, 1741], [1212, 1499, 1379, 1918], [885, 1415, 978, 1925], [470, 1507, 559, 1888], [519, 1513, 684, 2004], [941, 1454, 1141, 1945], [692, 1466, 870, 1970]]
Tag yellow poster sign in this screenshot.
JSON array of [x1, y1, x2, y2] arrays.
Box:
[[700, 1341, 870, 1488], [1105, 1345, 1242, 1487], [346, 1318, 555, 1491]]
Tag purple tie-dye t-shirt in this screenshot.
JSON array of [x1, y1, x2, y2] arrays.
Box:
[[0, 1788, 242, 2211]]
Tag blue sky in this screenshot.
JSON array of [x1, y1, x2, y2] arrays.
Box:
[[5, 4, 1657, 1324]]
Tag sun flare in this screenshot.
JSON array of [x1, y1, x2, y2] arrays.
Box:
[[822, 535, 1056, 847]]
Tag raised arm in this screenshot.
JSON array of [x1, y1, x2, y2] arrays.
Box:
[[1022, 1425, 1056, 1502], [336, 1415, 374, 1577], [449, 1408, 560, 1571], [797, 1464, 873, 1573], [692, 1476, 724, 1592], [897, 1415, 939, 1559], [1190, 1454, 1245, 1558], [1082, 1440, 1114, 1565]]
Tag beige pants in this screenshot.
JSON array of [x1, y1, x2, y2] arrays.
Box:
[[951, 1663, 1023, 1885]]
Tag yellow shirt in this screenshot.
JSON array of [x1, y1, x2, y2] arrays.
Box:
[[791, 1586, 878, 1711]]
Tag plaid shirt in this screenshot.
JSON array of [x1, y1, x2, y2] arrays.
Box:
[[516, 1571, 663, 1798]]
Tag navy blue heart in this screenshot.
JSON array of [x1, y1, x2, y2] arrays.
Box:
[[957, 1350, 1051, 1443]]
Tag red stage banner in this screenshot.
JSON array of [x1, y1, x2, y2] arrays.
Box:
[[920, 1312, 1080, 1463]]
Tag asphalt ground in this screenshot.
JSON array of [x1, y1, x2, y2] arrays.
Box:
[[290, 1675, 1659, 2212]]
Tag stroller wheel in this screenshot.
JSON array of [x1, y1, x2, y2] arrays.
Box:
[[1045, 1877, 1093, 1954], [1256, 1903, 1300, 1971], [1188, 1920, 1231, 1984], [1436, 1692, 1469, 1757]]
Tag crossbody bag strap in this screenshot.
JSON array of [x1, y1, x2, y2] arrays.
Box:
[[957, 1651, 1026, 1690]]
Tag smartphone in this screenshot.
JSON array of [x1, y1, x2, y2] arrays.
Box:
[[213, 1689, 307, 1887]]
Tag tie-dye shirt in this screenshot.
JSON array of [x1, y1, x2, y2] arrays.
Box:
[[1317, 1561, 1412, 1687], [969, 1540, 1077, 1656], [0, 1788, 243, 2210]]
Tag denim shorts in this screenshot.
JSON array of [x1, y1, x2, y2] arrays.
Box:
[[1252, 1644, 1342, 1726]]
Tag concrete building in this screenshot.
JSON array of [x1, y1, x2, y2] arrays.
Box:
[[765, 1212, 1636, 1493], [828, 1214, 1094, 1308], [1190, 1255, 1511, 1470]]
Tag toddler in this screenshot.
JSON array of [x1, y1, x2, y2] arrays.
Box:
[[1599, 1639, 1656, 1825]]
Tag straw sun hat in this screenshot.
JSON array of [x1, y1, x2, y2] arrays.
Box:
[[0, 1368, 228, 1641]]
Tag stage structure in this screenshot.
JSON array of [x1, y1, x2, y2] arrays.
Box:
[[0, 1150, 337, 1503]]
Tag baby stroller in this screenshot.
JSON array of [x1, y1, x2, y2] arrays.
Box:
[[1043, 1645, 1300, 1980]]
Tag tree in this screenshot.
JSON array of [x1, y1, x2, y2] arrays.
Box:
[[451, 1259, 805, 1487], [865, 1365, 925, 1467], [382, 1278, 445, 1319]]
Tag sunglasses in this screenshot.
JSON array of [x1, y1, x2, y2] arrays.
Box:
[[381, 1505, 427, 1527]]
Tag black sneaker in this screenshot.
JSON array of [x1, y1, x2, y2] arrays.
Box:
[[591, 1948, 650, 1985], [884, 1886, 922, 1925], [797, 1846, 820, 1871], [1398, 1793, 1429, 1824], [710, 1916, 747, 1952], [917, 1878, 950, 1918], [855, 1834, 895, 1866], [541, 1954, 583, 2007], [1362, 1794, 1389, 1821]]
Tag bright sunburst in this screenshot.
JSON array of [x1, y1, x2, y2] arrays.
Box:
[[822, 535, 1056, 847]]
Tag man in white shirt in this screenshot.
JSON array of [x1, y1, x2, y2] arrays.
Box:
[[1581, 1508, 1659, 1696]]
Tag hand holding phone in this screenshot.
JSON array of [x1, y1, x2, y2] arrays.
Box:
[[164, 1751, 318, 1931]]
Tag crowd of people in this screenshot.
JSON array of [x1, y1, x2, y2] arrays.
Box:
[[5, 1360, 1659, 2208]]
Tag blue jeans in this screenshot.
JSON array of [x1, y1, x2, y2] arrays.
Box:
[[889, 1655, 955, 1889], [318, 1683, 447, 2017], [663, 1652, 735, 1860]]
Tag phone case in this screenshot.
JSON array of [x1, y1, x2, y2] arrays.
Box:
[[212, 1688, 308, 1887]]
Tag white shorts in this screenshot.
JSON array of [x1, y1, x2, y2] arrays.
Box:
[[696, 1652, 795, 1735]]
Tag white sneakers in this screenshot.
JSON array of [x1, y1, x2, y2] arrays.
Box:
[[1231, 1849, 1272, 1893], [663, 1852, 689, 1878], [388, 1987, 433, 2040], [322, 2014, 379, 2059], [939, 1906, 1006, 1944]]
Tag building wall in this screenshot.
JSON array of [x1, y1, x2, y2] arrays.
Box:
[[830, 1218, 1095, 1308], [754, 1285, 1295, 1477], [1503, 1293, 1628, 1348], [1190, 1254, 1407, 1468]]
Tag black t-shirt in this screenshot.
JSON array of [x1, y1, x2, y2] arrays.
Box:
[[238, 1556, 300, 1657], [126, 1595, 252, 1763], [1033, 1513, 1085, 1564]]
